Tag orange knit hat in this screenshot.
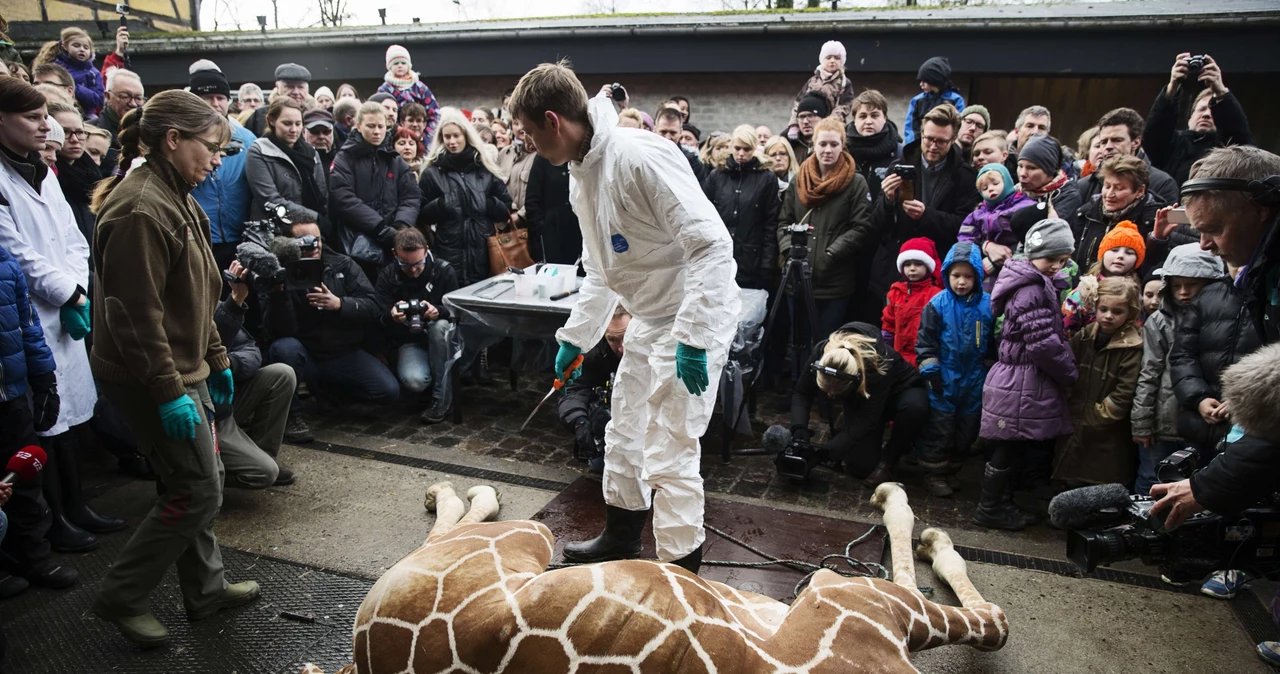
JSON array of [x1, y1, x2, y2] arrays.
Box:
[[1098, 220, 1146, 270]]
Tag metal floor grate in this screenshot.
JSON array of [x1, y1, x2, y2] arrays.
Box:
[[309, 441, 572, 492]]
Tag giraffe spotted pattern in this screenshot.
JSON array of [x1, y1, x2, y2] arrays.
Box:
[[304, 482, 1008, 674]]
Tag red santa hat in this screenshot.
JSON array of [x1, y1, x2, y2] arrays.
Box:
[[897, 237, 942, 284]]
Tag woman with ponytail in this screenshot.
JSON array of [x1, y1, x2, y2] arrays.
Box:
[[789, 322, 928, 487], [90, 89, 259, 648]]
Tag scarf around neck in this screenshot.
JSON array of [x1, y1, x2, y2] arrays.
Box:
[[797, 152, 855, 208], [439, 147, 480, 173], [267, 133, 323, 212], [384, 70, 420, 90]]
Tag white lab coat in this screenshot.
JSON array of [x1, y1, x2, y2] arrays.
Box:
[[559, 96, 741, 561], [0, 157, 97, 436]]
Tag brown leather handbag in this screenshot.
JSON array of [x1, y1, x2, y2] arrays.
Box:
[[487, 222, 535, 276]]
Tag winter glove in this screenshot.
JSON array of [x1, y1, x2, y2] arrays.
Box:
[[554, 342, 583, 383], [60, 299, 92, 340], [786, 125, 800, 141], [376, 225, 398, 248], [675, 343, 709, 396], [28, 371, 60, 433], [926, 372, 944, 396], [208, 368, 235, 406], [158, 394, 201, 441]]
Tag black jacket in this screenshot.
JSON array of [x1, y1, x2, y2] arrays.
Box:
[[1071, 192, 1165, 276], [55, 154, 103, 250], [372, 252, 459, 345], [868, 141, 981, 301], [261, 250, 380, 360], [328, 132, 421, 267], [702, 157, 781, 291], [1168, 279, 1263, 448], [1143, 88, 1254, 186], [212, 297, 261, 421], [246, 106, 268, 138], [790, 321, 923, 439], [845, 119, 903, 205], [556, 339, 621, 430], [524, 154, 581, 266], [1073, 156, 1180, 207], [417, 148, 513, 287], [682, 146, 708, 183]]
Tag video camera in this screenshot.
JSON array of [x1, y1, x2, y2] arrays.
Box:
[[1059, 447, 1280, 583], [227, 203, 324, 292], [394, 299, 431, 335]]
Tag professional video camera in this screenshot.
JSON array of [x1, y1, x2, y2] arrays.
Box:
[[394, 299, 431, 335], [770, 425, 828, 482], [228, 203, 323, 292], [1052, 448, 1280, 583]]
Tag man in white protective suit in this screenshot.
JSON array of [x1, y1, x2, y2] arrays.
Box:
[[509, 62, 741, 574]]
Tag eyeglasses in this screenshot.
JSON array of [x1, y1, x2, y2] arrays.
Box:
[[188, 136, 242, 156], [396, 258, 426, 268], [112, 92, 146, 104], [306, 126, 333, 135], [64, 129, 88, 140], [921, 136, 953, 148]]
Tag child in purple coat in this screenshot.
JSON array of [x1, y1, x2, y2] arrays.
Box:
[[957, 163, 1035, 291], [973, 217, 1079, 531], [377, 45, 441, 140], [33, 27, 105, 117]]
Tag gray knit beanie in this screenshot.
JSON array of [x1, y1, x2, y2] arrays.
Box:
[[1024, 218, 1074, 259], [1019, 134, 1061, 176]]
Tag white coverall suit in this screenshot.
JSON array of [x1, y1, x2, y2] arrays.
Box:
[[557, 96, 742, 562]]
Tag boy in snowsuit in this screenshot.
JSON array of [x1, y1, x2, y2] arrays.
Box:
[[903, 56, 965, 145]]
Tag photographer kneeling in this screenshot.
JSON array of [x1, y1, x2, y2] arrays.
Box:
[[217, 261, 297, 487], [263, 215, 399, 432], [788, 322, 928, 486], [374, 229, 458, 425], [557, 307, 631, 476]]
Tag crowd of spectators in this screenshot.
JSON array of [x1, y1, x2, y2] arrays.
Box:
[[0, 29, 1276, 660]]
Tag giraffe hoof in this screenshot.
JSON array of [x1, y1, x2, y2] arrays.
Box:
[[465, 485, 500, 505], [424, 482, 456, 512], [870, 482, 907, 509], [915, 527, 952, 561]]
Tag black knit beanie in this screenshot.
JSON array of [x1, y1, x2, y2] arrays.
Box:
[[917, 56, 952, 89], [189, 68, 231, 98], [797, 91, 831, 118]]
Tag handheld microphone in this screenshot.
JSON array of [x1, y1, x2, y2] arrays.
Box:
[[2, 446, 48, 484], [762, 424, 792, 454], [1048, 483, 1133, 530]]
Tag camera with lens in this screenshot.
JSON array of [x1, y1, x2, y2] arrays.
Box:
[[224, 203, 295, 290], [782, 222, 813, 260], [891, 164, 917, 181], [1184, 54, 1205, 82], [394, 299, 431, 335], [610, 83, 628, 103], [775, 433, 827, 482]]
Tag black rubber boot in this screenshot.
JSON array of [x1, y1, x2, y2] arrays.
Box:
[[62, 434, 126, 534], [971, 463, 1025, 531], [562, 505, 647, 563], [42, 442, 100, 553], [670, 545, 703, 575]]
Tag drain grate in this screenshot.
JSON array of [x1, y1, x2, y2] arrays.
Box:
[[308, 441, 572, 492]]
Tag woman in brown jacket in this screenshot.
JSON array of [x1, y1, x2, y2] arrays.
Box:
[[89, 90, 259, 648]]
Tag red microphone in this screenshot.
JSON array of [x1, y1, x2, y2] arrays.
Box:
[[2, 446, 47, 484]]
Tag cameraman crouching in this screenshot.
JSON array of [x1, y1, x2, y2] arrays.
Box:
[[557, 307, 630, 475], [374, 229, 458, 425], [217, 261, 296, 487], [262, 214, 399, 433]]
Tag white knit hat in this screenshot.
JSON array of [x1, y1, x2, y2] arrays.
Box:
[[45, 115, 64, 147], [819, 40, 846, 67], [314, 86, 334, 101], [385, 44, 411, 69]]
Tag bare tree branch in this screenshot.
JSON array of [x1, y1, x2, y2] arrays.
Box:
[[318, 0, 350, 26]]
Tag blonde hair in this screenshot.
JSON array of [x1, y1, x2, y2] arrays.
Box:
[[508, 59, 589, 129], [84, 125, 111, 142], [702, 134, 730, 170], [815, 331, 887, 398], [618, 108, 644, 127], [424, 107, 504, 178], [976, 170, 1004, 189], [91, 90, 229, 213], [33, 27, 92, 67], [1095, 276, 1140, 327], [727, 124, 772, 171], [355, 101, 387, 127], [763, 135, 798, 180]]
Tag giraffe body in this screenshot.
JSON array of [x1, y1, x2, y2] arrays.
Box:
[[305, 482, 1007, 674]]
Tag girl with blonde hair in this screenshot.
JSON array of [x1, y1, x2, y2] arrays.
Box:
[[33, 27, 104, 116]]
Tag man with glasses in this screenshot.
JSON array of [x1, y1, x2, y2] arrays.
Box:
[[91, 69, 144, 146], [870, 103, 981, 302], [957, 104, 990, 164], [787, 92, 828, 164], [303, 108, 338, 171], [245, 63, 311, 137], [189, 60, 257, 271], [374, 228, 458, 424]]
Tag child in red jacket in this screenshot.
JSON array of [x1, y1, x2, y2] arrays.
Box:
[[882, 237, 942, 367]]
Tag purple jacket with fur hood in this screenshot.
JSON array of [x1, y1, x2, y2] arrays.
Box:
[[981, 258, 1078, 440]]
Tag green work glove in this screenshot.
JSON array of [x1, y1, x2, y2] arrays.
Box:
[[209, 368, 235, 406], [60, 299, 91, 341], [158, 394, 201, 441], [554, 341, 583, 382], [675, 343, 709, 396]]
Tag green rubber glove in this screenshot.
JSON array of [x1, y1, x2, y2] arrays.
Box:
[[675, 343, 709, 396], [158, 394, 201, 441], [555, 341, 583, 383], [60, 299, 91, 341], [209, 368, 235, 406]]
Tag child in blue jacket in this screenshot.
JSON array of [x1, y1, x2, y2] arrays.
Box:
[[903, 56, 965, 145], [915, 241, 994, 497]]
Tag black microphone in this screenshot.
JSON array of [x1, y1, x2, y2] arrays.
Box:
[[270, 236, 302, 266], [1048, 483, 1133, 530], [234, 241, 282, 279], [763, 424, 792, 454]]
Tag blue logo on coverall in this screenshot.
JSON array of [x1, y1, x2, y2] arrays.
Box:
[[611, 234, 629, 253]]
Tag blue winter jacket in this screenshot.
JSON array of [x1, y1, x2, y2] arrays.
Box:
[[903, 89, 966, 145], [55, 52, 105, 116], [915, 240, 994, 415], [0, 235, 57, 402], [193, 121, 257, 245]]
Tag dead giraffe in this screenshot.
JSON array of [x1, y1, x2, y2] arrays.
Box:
[[302, 481, 1008, 674]]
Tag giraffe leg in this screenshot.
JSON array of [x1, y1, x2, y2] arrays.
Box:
[[915, 528, 985, 608], [871, 482, 916, 590], [457, 485, 501, 526], [424, 481, 468, 544]]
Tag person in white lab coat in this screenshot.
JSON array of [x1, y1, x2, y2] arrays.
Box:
[[509, 63, 741, 574], [0, 78, 119, 556]]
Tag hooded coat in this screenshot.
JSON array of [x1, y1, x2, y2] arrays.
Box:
[[1053, 321, 1144, 486], [329, 131, 422, 268], [980, 258, 1077, 441], [0, 234, 57, 402], [916, 241, 994, 415], [1131, 245, 1225, 442], [417, 147, 513, 288], [702, 156, 781, 291]]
